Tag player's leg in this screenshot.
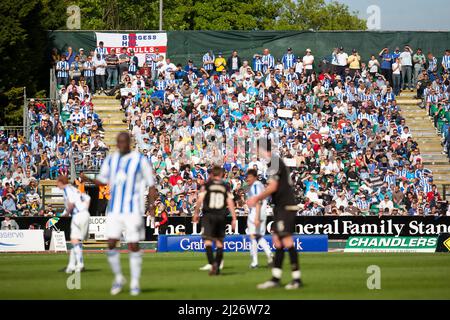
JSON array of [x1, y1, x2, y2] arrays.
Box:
[[67, 215, 83, 273], [125, 215, 145, 296], [210, 214, 226, 276], [249, 234, 259, 268], [282, 235, 302, 289], [106, 215, 125, 295], [281, 213, 303, 289], [73, 211, 90, 271], [201, 215, 215, 270], [257, 233, 283, 289], [128, 242, 142, 296], [210, 239, 223, 276], [256, 220, 273, 266]]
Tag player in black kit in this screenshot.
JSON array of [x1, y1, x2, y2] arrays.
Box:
[[247, 138, 302, 289], [193, 166, 237, 276]]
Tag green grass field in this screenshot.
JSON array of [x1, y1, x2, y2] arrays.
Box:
[[0, 252, 449, 299]]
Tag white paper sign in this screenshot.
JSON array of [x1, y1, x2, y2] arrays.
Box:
[[277, 109, 294, 119], [49, 231, 67, 252]]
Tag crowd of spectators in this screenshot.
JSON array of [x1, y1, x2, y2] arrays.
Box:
[[2, 44, 450, 218]]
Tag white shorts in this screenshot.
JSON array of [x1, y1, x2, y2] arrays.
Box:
[[70, 210, 90, 241], [106, 213, 144, 243], [247, 218, 267, 236]]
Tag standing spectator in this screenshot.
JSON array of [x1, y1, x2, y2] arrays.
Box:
[[1, 215, 19, 229], [442, 49, 450, 74], [146, 47, 161, 80], [78, 48, 87, 63], [94, 52, 107, 94], [56, 55, 69, 87], [106, 48, 119, 89], [227, 50, 242, 75], [379, 47, 393, 84], [70, 55, 83, 83], [83, 55, 95, 93], [261, 48, 275, 73], [214, 52, 227, 73], [368, 54, 380, 79], [348, 49, 361, 77], [400, 45, 413, 91], [282, 47, 296, 70], [427, 52, 438, 76], [413, 48, 426, 85], [303, 49, 314, 77], [392, 58, 402, 96], [118, 47, 130, 78], [335, 47, 348, 77], [95, 41, 107, 60], [128, 49, 138, 75], [65, 46, 76, 65], [202, 50, 215, 74]]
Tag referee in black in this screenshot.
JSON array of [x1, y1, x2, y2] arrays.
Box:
[[193, 166, 237, 276], [247, 138, 302, 289]]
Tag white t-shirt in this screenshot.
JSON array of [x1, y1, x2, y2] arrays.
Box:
[[337, 52, 348, 66], [399, 51, 412, 66], [303, 55, 314, 70], [392, 62, 401, 75], [368, 60, 379, 73], [295, 61, 304, 73], [93, 58, 106, 75]]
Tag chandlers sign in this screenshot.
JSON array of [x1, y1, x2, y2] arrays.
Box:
[[95, 32, 167, 66]]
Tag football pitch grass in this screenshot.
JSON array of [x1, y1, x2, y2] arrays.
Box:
[[0, 252, 449, 300]]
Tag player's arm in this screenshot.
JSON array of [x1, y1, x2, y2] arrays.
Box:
[[62, 202, 75, 217], [193, 188, 206, 224], [247, 178, 278, 207]]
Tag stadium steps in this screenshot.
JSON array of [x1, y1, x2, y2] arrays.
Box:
[[397, 92, 450, 195], [92, 96, 128, 151]]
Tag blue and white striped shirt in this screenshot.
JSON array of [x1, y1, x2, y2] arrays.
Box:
[[56, 61, 69, 78], [95, 47, 108, 60], [261, 54, 275, 73], [282, 53, 296, 69], [203, 53, 215, 71], [246, 180, 267, 219], [83, 61, 95, 77], [98, 151, 156, 215], [442, 55, 450, 69], [63, 185, 90, 215]]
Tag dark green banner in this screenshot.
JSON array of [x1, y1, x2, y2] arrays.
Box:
[[48, 30, 450, 68]]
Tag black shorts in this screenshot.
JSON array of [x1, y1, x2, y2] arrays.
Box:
[[201, 213, 227, 240], [272, 207, 296, 238]]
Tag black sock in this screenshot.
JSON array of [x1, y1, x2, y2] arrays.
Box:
[[215, 247, 224, 266], [205, 245, 214, 265], [271, 248, 284, 282]]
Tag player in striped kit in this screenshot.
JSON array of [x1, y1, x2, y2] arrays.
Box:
[[246, 169, 273, 269], [57, 175, 91, 274], [81, 132, 158, 296]]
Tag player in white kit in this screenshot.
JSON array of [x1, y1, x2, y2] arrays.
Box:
[[57, 175, 91, 273], [246, 169, 273, 268], [81, 132, 158, 296]]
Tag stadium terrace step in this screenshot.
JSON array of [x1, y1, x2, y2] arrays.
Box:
[[92, 96, 126, 153], [398, 95, 450, 194]]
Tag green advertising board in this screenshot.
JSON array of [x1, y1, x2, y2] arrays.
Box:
[[345, 236, 438, 253]]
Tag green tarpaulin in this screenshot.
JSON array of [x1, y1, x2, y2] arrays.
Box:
[[48, 30, 450, 68]]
